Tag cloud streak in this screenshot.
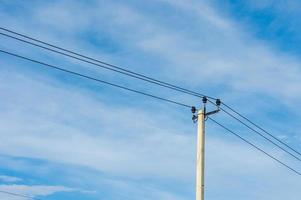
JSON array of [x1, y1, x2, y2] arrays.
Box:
[[0, 184, 73, 200]]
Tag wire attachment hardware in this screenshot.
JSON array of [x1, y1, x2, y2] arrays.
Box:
[[191, 106, 198, 123], [192, 115, 198, 123], [202, 96, 207, 104], [191, 97, 221, 123], [205, 99, 221, 117]]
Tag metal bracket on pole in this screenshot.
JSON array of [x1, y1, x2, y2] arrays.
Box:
[[191, 97, 221, 123], [204, 97, 221, 117]]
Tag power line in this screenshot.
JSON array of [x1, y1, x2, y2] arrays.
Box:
[[0, 49, 192, 109], [0, 27, 217, 100], [208, 117, 301, 176], [2, 26, 301, 164], [0, 190, 42, 200], [207, 99, 301, 162], [220, 107, 301, 162], [0, 32, 201, 99], [222, 102, 301, 157]]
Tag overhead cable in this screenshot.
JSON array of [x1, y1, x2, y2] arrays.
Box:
[[207, 99, 301, 162], [2, 27, 300, 161], [220, 107, 301, 162], [208, 117, 301, 176], [0, 49, 192, 109], [222, 102, 301, 157], [0, 27, 216, 100]]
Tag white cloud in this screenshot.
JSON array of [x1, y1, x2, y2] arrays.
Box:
[[0, 67, 300, 200], [0, 176, 22, 184], [2, 0, 301, 103], [0, 69, 194, 181], [103, 178, 188, 200], [34, 1, 92, 33], [0, 184, 73, 200], [159, 0, 234, 31]]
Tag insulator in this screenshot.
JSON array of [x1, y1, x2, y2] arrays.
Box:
[[191, 106, 196, 113], [192, 115, 198, 122], [202, 96, 207, 104]]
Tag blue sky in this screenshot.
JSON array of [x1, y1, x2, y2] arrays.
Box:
[[0, 0, 301, 199]]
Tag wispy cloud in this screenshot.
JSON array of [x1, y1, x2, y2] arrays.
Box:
[[0, 176, 22, 184], [0, 184, 73, 200]]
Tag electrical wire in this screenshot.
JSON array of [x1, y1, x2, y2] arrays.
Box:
[[0, 31, 202, 99], [207, 99, 301, 162], [208, 117, 301, 176], [0, 190, 42, 200], [220, 107, 301, 162], [0, 49, 192, 109], [2, 27, 301, 163], [0, 27, 217, 100], [222, 102, 301, 157]]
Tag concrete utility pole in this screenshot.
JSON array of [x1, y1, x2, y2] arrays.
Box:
[[196, 109, 205, 200], [193, 97, 220, 200]]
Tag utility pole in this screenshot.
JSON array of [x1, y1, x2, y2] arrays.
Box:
[[192, 97, 221, 200], [196, 108, 205, 200]]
